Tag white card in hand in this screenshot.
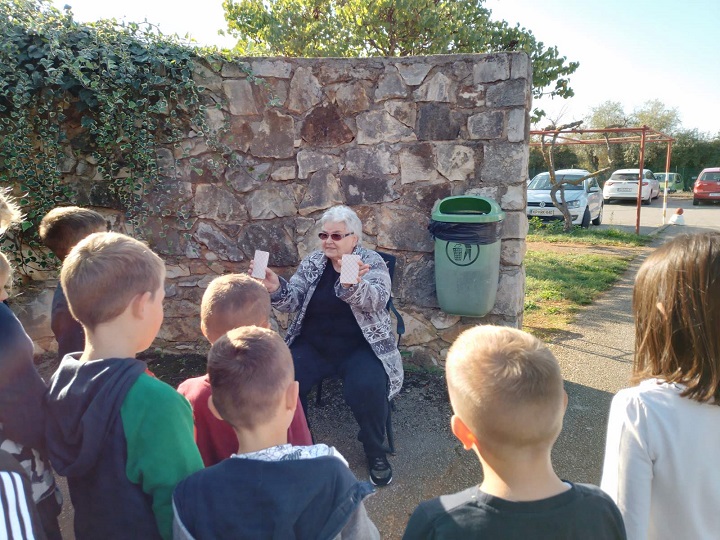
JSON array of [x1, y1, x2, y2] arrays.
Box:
[[340, 254, 361, 284], [252, 250, 269, 278]]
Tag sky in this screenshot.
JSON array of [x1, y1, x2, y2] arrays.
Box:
[[52, 0, 720, 135]]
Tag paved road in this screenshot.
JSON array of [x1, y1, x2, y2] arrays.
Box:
[[599, 192, 719, 234]]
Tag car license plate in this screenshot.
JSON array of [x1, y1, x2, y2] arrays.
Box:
[[530, 209, 555, 216], [710, 193, 720, 197], [618, 188, 633, 192]]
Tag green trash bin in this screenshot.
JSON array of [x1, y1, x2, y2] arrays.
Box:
[[428, 196, 505, 317]]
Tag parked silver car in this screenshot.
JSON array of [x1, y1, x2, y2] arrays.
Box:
[[526, 169, 603, 228]]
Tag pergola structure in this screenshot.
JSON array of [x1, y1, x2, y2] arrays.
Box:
[[529, 126, 675, 234]]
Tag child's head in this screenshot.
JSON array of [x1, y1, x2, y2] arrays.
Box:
[[208, 326, 296, 430], [61, 232, 165, 334], [39, 206, 107, 261], [200, 274, 271, 344], [0, 252, 11, 302], [0, 189, 23, 235], [446, 325, 565, 456], [633, 231, 720, 403]]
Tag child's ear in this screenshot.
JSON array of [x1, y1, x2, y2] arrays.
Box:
[[208, 395, 223, 421], [131, 291, 153, 319], [285, 380, 299, 411], [451, 415, 479, 452], [200, 319, 210, 341]]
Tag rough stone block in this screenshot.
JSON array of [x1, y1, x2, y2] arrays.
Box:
[[500, 184, 526, 211], [339, 175, 399, 205], [473, 55, 509, 84], [238, 221, 299, 267], [481, 143, 528, 185], [346, 146, 398, 176], [507, 108, 526, 143], [223, 117, 253, 152], [204, 107, 226, 135], [436, 144, 475, 182], [223, 80, 259, 115], [399, 144, 442, 184], [356, 110, 415, 145], [335, 82, 370, 115], [377, 205, 433, 252], [510, 52, 532, 80], [486, 79, 529, 108], [246, 185, 297, 219], [194, 184, 248, 222], [490, 268, 525, 317], [288, 67, 323, 113], [297, 151, 339, 179], [299, 170, 344, 216], [226, 163, 268, 193], [250, 110, 295, 159], [409, 183, 452, 214], [194, 222, 244, 262], [414, 72, 455, 103], [271, 166, 296, 181], [500, 239, 527, 267], [430, 312, 461, 330], [300, 104, 354, 147], [398, 255, 438, 308], [193, 63, 223, 92], [416, 104, 462, 141], [468, 111, 504, 140], [500, 211, 529, 240], [401, 311, 437, 346], [396, 62, 433, 86], [250, 59, 293, 79], [374, 69, 408, 101], [384, 101, 416, 128]]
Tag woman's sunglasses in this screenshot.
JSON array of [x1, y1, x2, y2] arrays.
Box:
[[318, 232, 354, 241]]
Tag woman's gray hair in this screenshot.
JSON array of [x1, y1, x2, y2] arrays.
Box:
[[320, 205, 363, 245]]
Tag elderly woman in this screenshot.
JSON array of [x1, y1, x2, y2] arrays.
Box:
[[254, 205, 403, 486]]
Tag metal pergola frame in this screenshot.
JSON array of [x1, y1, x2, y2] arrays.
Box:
[[529, 126, 675, 234]]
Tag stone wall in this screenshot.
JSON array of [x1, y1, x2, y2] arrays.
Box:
[[14, 53, 530, 368]]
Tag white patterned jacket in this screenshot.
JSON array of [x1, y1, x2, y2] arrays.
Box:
[[270, 247, 404, 399]]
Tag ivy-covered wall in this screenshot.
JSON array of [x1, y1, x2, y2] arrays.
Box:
[[11, 53, 530, 367]]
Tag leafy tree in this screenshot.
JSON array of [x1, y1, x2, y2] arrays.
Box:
[[223, 0, 579, 120]]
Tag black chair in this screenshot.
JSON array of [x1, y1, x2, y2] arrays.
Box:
[[314, 250, 405, 454]]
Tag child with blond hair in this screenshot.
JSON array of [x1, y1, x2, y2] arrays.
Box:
[[404, 325, 625, 539], [177, 273, 311, 466], [44, 232, 203, 540]]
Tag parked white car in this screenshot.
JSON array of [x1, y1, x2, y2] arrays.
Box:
[[526, 169, 603, 228], [603, 168, 660, 204]]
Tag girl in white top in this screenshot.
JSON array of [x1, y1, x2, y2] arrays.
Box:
[[601, 231, 720, 540]]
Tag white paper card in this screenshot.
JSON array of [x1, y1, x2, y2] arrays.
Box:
[[252, 250, 269, 278], [340, 254, 361, 284]]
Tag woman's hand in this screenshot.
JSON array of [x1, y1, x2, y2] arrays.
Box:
[[249, 261, 280, 293], [338, 258, 370, 288]]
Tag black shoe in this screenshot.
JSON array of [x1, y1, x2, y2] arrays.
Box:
[[368, 455, 393, 486]]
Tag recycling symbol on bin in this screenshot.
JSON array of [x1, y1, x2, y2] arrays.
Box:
[[446, 242, 480, 267]]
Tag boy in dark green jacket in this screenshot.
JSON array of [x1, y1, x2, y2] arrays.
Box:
[[45, 232, 203, 540]]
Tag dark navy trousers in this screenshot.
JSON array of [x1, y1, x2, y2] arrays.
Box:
[[290, 335, 389, 458]]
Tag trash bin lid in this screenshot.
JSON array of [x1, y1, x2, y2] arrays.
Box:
[[431, 196, 505, 223]]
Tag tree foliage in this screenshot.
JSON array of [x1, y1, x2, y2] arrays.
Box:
[[223, 0, 579, 120]]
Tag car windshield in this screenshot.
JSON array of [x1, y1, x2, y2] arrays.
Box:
[[528, 173, 584, 190], [610, 173, 640, 182], [699, 172, 720, 182], [654, 174, 668, 179]]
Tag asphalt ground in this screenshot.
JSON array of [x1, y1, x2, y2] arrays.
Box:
[[52, 220, 718, 539]]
